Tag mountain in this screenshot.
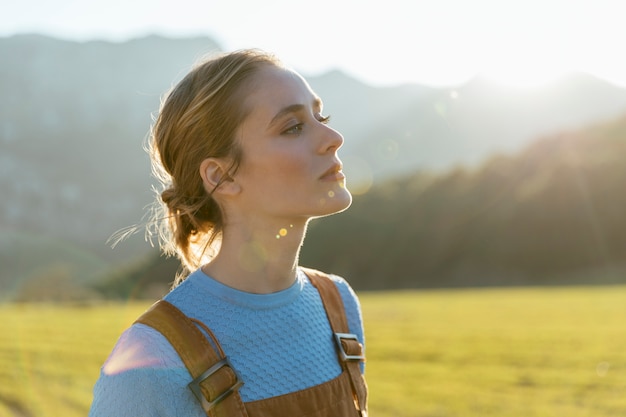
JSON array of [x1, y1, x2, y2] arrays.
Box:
[[2, 34, 626, 296], [1, 34, 221, 263], [314, 72, 626, 179]]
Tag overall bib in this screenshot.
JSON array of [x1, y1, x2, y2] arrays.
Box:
[[135, 268, 368, 417]]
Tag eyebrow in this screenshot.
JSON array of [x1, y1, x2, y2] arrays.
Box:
[[267, 97, 323, 129]]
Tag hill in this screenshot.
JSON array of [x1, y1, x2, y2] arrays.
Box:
[[0, 232, 110, 301]]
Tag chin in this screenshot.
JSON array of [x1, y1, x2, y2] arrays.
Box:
[[314, 186, 352, 217]]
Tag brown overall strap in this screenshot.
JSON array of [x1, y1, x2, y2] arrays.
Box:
[[135, 300, 248, 417], [302, 267, 369, 417]]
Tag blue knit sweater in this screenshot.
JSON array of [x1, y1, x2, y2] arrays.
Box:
[[89, 268, 364, 416]]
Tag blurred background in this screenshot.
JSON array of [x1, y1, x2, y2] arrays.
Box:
[[2, 0, 626, 301]]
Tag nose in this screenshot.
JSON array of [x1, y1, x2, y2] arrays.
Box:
[[319, 124, 344, 154]]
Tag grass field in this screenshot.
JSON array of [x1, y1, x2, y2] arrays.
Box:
[[1, 285, 626, 417]]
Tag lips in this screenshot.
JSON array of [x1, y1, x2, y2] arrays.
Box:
[[319, 163, 345, 181]]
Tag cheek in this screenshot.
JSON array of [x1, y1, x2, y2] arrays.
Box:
[[264, 147, 312, 181], [238, 147, 312, 192], [278, 157, 310, 178]]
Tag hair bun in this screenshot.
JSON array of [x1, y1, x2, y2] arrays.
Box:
[[160, 187, 177, 207]]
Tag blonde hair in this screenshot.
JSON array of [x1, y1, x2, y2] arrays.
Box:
[[147, 49, 281, 281]]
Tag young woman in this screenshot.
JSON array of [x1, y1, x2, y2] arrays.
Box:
[[89, 49, 368, 416]]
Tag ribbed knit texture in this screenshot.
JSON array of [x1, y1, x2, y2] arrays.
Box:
[[89, 268, 364, 417]]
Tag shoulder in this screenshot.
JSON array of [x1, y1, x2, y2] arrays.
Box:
[[90, 323, 200, 416], [327, 273, 361, 311], [302, 268, 361, 310], [301, 268, 364, 339], [101, 323, 174, 375]]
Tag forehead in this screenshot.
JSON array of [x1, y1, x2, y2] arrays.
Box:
[[244, 66, 320, 117]]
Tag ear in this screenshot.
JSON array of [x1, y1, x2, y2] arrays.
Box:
[[199, 158, 241, 197]]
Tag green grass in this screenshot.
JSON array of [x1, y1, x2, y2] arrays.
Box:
[[0, 302, 146, 417], [362, 286, 626, 417], [2, 285, 626, 417]]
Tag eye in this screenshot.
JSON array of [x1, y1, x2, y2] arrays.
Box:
[[282, 122, 304, 135], [281, 114, 331, 135]]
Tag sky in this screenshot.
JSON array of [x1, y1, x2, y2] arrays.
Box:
[[2, 0, 625, 88]]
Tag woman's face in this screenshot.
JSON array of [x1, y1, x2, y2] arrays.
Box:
[[230, 65, 352, 223]]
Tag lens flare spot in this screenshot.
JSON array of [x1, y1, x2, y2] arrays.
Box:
[[103, 334, 163, 375], [328, 190, 335, 198], [279, 228, 288, 237]]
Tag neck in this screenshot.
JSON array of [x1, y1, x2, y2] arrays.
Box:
[[202, 218, 308, 294]]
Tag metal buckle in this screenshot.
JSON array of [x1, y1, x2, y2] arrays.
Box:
[[334, 333, 365, 361], [188, 358, 244, 412]]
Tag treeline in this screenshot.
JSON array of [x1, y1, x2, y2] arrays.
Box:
[[97, 113, 626, 296], [301, 113, 626, 289]]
